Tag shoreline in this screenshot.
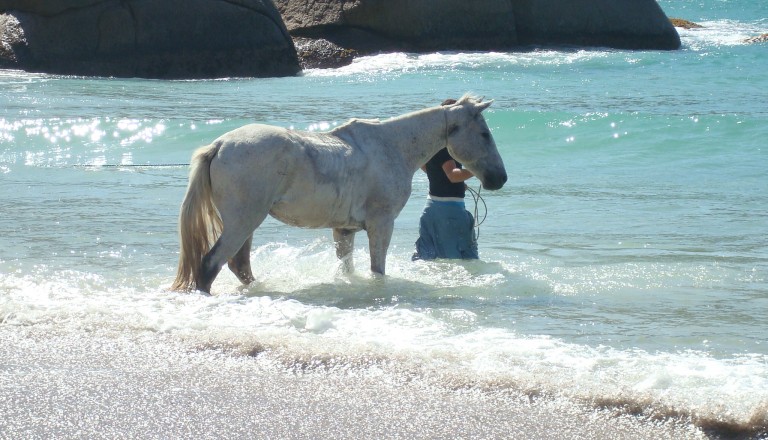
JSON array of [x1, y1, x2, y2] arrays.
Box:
[[1, 326, 712, 439]]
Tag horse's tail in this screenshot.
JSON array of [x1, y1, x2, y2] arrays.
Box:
[[171, 143, 223, 291]]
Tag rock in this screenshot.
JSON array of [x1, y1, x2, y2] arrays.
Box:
[[511, 0, 680, 50], [276, 0, 518, 52], [275, 0, 680, 68], [293, 37, 359, 69], [744, 33, 768, 44], [0, 13, 23, 63], [669, 18, 703, 29], [2, 0, 684, 75], [0, 0, 300, 79]]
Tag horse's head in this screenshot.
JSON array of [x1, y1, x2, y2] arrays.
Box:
[[444, 95, 507, 190]]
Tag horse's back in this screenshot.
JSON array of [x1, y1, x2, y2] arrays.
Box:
[[208, 123, 374, 229], [214, 123, 349, 156], [214, 123, 290, 153]]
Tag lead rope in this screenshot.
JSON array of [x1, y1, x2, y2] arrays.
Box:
[[466, 184, 487, 241]]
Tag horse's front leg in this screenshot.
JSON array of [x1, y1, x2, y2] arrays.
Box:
[[365, 217, 394, 275], [333, 228, 356, 273]]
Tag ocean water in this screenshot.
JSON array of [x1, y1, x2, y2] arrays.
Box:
[[1, 1, 767, 438]]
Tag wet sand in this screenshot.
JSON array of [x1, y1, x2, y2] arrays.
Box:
[[1, 326, 710, 439]]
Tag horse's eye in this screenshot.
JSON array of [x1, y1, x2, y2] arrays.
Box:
[[481, 132, 490, 140]]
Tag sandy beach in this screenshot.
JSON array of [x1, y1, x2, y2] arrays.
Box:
[[1, 326, 709, 440]]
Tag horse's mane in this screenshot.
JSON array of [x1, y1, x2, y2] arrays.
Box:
[[330, 93, 483, 134], [330, 117, 381, 134], [456, 93, 483, 105]]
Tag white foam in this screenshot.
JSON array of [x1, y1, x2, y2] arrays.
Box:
[[2, 241, 767, 432], [303, 18, 767, 81], [677, 19, 768, 49], [303, 50, 610, 78]]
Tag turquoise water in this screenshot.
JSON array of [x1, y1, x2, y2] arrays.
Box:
[[1, 2, 767, 437]]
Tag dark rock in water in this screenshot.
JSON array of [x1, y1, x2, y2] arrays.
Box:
[[277, 0, 518, 52], [1, 0, 683, 75], [0, 0, 300, 79], [669, 18, 704, 29], [275, 0, 680, 68], [511, 0, 681, 50], [744, 33, 768, 44]]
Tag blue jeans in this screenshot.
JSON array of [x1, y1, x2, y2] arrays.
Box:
[[413, 199, 478, 260]]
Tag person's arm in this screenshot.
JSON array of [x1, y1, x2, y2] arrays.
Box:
[[441, 160, 473, 183]]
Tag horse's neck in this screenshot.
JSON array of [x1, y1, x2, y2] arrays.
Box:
[[378, 107, 447, 173]]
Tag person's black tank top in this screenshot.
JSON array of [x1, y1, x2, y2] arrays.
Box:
[[425, 148, 465, 198]]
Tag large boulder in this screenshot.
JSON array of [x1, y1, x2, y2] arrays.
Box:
[[512, 0, 680, 50], [276, 0, 680, 68], [0, 0, 301, 79], [277, 0, 517, 52]]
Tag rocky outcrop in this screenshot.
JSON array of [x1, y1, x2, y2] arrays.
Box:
[[1, 0, 682, 76], [0, 0, 300, 79], [276, 0, 680, 68]]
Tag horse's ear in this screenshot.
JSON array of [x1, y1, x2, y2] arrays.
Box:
[[475, 99, 493, 114]]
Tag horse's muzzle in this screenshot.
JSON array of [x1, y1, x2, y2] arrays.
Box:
[[482, 171, 507, 191]]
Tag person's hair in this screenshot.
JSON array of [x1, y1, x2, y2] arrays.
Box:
[[441, 98, 457, 106]]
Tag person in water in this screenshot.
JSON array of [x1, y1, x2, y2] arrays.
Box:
[[413, 99, 479, 260]]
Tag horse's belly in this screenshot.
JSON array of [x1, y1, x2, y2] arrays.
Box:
[[269, 198, 363, 230]]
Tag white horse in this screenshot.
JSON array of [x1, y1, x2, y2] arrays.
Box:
[[172, 94, 507, 294]]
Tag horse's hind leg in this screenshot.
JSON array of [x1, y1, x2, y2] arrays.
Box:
[[198, 210, 269, 294], [333, 228, 356, 273], [228, 235, 255, 285], [198, 241, 226, 294], [198, 229, 255, 293]]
